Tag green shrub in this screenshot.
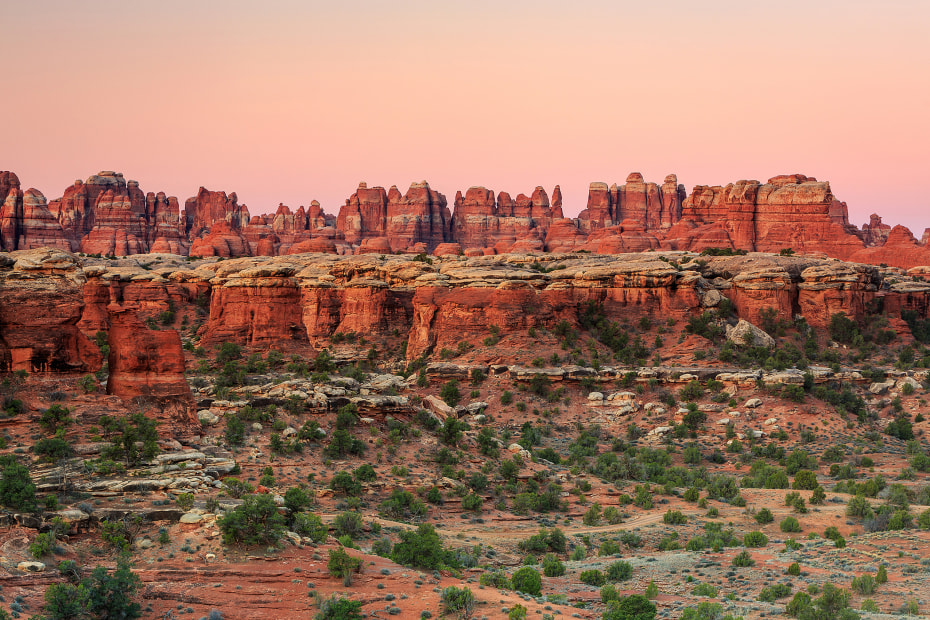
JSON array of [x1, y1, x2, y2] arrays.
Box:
[[461, 492, 483, 513], [793, 470, 819, 490], [876, 565, 887, 584], [330, 471, 362, 496], [599, 539, 621, 556], [30, 532, 56, 558], [441, 586, 475, 617], [663, 509, 686, 525], [851, 574, 876, 595], [327, 546, 362, 586], [579, 569, 605, 586], [780, 516, 802, 533], [440, 380, 462, 408], [743, 531, 768, 548], [542, 553, 565, 577], [0, 456, 36, 510], [333, 511, 364, 538], [693, 583, 719, 597], [754, 507, 774, 524], [291, 512, 328, 542], [512, 566, 542, 595], [40, 405, 73, 434], [601, 583, 620, 603], [316, 596, 363, 620], [759, 583, 792, 602], [34, 437, 73, 461], [605, 560, 633, 582], [731, 551, 755, 567], [645, 580, 659, 600], [846, 495, 873, 520], [217, 493, 285, 546], [603, 594, 657, 620], [391, 523, 459, 570]]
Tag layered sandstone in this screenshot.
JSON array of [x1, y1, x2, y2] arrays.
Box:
[[578, 173, 684, 231], [183, 187, 250, 239], [4, 249, 930, 383], [0, 248, 100, 373], [106, 304, 195, 425], [450, 185, 562, 251], [848, 225, 930, 270], [1, 169, 926, 269], [670, 175, 866, 257]]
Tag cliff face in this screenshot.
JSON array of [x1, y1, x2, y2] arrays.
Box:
[[0, 169, 926, 268], [106, 304, 195, 425], [579, 173, 685, 231], [450, 185, 562, 252], [3, 249, 930, 402], [0, 248, 100, 373], [664, 175, 866, 257]]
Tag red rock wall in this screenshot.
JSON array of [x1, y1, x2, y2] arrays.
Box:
[[1, 169, 927, 268], [106, 305, 195, 426]]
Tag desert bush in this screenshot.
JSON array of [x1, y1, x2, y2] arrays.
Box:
[[743, 531, 768, 548], [542, 553, 565, 577], [579, 569, 606, 586], [603, 594, 657, 620], [217, 494, 285, 546], [327, 546, 362, 586], [605, 560, 633, 582], [512, 566, 542, 595], [754, 507, 774, 524], [731, 551, 755, 567]]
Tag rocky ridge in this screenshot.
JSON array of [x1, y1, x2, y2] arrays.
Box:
[[1, 170, 928, 267]]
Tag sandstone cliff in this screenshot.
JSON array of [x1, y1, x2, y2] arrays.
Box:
[[1, 170, 926, 268]]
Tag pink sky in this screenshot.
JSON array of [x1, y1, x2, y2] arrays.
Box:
[[3, 0, 928, 233]]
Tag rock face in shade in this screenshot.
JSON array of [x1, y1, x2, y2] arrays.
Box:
[[189, 221, 252, 257], [49, 171, 134, 241], [0, 248, 101, 373], [0, 171, 23, 250], [1, 174, 73, 252], [4, 251, 930, 387], [147, 192, 189, 254], [848, 225, 930, 269], [10, 189, 73, 251], [106, 304, 195, 426], [337, 183, 390, 246], [861, 213, 892, 246], [544, 218, 589, 253], [79, 186, 148, 256]]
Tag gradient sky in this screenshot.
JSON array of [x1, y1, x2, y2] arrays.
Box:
[[3, 0, 928, 232]]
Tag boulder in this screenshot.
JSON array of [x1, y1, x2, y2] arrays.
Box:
[[726, 319, 775, 348]]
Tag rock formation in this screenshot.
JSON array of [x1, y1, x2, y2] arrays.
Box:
[[667, 175, 865, 257], [450, 185, 562, 252], [578, 173, 684, 231], [0, 248, 100, 373], [106, 304, 195, 425], [183, 187, 250, 239], [0, 169, 926, 268], [848, 225, 930, 269]]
